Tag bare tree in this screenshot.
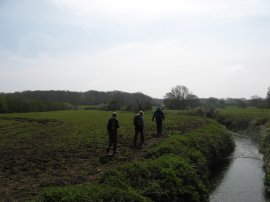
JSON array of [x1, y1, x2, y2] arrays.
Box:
[[250, 95, 263, 106], [164, 85, 199, 109], [164, 85, 190, 100]]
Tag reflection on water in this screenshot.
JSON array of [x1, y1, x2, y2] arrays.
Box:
[[210, 134, 266, 202]]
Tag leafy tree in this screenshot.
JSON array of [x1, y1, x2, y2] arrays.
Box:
[[237, 99, 247, 108], [0, 96, 8, 113], [250, 95, 263, 107], [186, 94, 200, 108], [206, 97, 219, 108], [107, 99, 121, 111]]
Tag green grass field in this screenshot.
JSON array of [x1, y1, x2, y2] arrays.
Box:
[[0, 110, 234, 201], [218, 107, 270, 120]]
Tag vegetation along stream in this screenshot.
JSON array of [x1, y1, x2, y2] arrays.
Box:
[[210, 133, 266, 202]]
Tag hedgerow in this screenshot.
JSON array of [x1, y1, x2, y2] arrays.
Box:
[[100, 155, 207, 202], [145, 121, 234, 184]]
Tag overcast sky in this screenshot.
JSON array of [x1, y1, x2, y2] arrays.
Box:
[[1, 0, 270, 98]]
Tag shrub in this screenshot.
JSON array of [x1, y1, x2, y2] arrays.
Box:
[[100, 155, 208, 202], [145, 121, 234, 179]]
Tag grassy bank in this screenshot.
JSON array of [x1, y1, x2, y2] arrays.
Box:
[[0, 110, 234, 201]]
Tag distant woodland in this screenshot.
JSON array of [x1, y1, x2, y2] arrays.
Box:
[[0, 90, 159, 113], [0, 86, 269, 113]]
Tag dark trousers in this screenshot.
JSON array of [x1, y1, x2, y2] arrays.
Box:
[[108, 130, 117, 151], [156, 120, 163, 135], [133, 126, 144, 145]]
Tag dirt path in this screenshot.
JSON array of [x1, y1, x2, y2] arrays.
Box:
[[90, 131, 167, 182]]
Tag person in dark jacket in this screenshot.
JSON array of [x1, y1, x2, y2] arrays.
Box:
[[106, 112, 120, 155], [132, 111, 145, 147], [152, 107, 165, 136]]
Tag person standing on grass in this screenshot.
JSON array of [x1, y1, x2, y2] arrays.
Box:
[[106, 112, 120, 155], [152, 107, 165, 136], [132, 111, 145, 147]]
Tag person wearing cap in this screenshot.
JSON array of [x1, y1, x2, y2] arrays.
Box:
[[152, 107, 165, 136], [132, 111, 145, 147], [106, 112, 120, 155]]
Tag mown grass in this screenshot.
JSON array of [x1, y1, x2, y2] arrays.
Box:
[[0, 110, 234, 201]]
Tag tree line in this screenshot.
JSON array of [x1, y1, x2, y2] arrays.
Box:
[[0, 95, 73, 113], [0, 90, 158, 113], [1, 86, 269, 113], [163, 85, 270, 109]]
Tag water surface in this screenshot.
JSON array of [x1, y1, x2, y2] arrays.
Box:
[[210, 134, 266, 202]]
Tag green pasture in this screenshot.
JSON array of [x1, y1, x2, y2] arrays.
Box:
[[0, 110, 216, 201], [0, 110, 206, 150], [36, 117, 234, 202], [218, 106, 270, 120]]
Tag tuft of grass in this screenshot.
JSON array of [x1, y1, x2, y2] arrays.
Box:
[[36, 184, 150, 202]]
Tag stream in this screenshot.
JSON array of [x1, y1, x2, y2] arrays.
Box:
[[210, 133, 267, 202]]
